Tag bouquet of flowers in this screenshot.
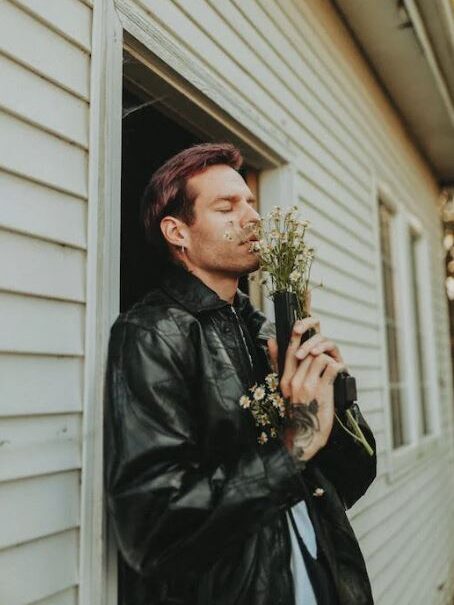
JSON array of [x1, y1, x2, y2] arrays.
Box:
[[241, 205, 374, 456]]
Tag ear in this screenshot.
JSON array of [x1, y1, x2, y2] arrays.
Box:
[[160, 216, 188, 249]]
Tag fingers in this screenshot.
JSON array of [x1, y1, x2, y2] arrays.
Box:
[[295, 333, 324, 360], [296, 335, 344, 363], [319, 360, 347, 386], [283, 355, 313, 400], [280, 318, 318, 396], [291, 353, 334, 398], [298, 316, 320, 334]]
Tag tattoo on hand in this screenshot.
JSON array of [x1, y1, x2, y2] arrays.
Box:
[[286, 399, 320, 452]]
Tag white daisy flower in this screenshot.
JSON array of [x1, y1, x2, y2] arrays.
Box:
[[258, 431, 268, 444], [265, 373, 279, 391], [239, 395, 251, 409], [253, 387, 266, 401]]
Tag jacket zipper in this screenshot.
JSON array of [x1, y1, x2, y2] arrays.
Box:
[[230, 305, 253, 372]]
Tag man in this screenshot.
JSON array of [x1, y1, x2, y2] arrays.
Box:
[[104, 142, 377, 604]]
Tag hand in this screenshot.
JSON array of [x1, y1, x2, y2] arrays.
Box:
[[266, 294, 347, 461], [266, 291, 345, 373], [281, 347, 345, 461]]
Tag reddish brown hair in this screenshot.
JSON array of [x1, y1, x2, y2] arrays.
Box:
[[141, 142, 243, 259]]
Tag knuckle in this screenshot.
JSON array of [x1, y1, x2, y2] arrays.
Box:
[[290, 375, 299, 389], [292, 320, 304, 333]]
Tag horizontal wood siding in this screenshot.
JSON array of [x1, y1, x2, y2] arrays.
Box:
[[0, 1, 91, 603], [122, 0, 454, 603]]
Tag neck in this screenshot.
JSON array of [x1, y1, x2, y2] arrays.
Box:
[[175, 259, 238, 304]]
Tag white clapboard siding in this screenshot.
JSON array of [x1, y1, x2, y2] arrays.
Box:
[[0, 529, 79, 605], [0, 112, 88, 198], [296, 173, 372, 237], [0, 1, 90, 100], [12, 0, 92, 52], [0, 171, 87, 249], [311, 257, 376, 305], [0, 230, 86, 302], [0, 472, 80, 549], [310, 232, 376, 285], [150, 0, 371, 204], [299, 191, 375, 263], [0, 1, 91, 603], [206, 0, 373, 184], [330, 342, 380, 368], [0, 293, 84, 355], [0, 354, 83, 416], [320, 315, 379, 348], [0, 414, 81, 482], [274, 0, 434, 201], [0, 53, 89, 148], [314, 285, 379, 327], [354, 388, 382, 412], [121, 0, 453, 602]]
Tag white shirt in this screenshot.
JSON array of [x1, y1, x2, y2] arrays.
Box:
[[286, 500, 318, 604]]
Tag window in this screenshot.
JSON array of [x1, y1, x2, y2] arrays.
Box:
[[376, 186, 441, 480], [378, 199, 406, 448], [408, 227, 430, 436]]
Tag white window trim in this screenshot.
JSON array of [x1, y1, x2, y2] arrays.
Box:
[[410, 226, 442, 438], [259, 163, 298, 321], [373, 180, 442, 485]]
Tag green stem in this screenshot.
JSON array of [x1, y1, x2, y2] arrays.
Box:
[[334, 411, 374, 456]]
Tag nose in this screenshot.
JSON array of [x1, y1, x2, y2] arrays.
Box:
[[242, 200, 261, 226]]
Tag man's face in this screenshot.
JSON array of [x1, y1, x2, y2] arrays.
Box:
[[182, 164, 261, 277]]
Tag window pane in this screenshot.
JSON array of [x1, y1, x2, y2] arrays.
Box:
[[379, 200, 405, 447], [409, 229, 429, 435]]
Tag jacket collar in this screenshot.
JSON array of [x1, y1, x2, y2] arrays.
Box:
[[159, 260, 248, 315]]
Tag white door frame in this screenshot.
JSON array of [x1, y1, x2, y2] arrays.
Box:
[[81, 2, 297, 603], [79, 1, 123, 604]]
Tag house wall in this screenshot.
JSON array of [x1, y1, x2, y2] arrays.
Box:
[[1, 1, 453, 604], [112, 1, 454, 604], [0, 1, 92, 603]]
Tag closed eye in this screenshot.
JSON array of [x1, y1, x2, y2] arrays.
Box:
[[217, 205, 233, 212]]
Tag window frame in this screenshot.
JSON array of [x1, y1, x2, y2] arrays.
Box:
[[374, 184, 442, 484], [378, 198, 408, 448]]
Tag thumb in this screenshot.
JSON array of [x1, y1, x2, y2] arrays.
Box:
[[267, 337, 278, 373]]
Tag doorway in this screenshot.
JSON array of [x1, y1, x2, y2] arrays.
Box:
[[121, 80, 261, 312]]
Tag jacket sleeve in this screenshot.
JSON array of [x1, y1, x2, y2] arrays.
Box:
[[309, 403, 377, 510], [104, 319, 307, 578]]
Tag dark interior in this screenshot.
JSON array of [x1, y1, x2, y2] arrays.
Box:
[[121, 86, 201, 311], [121, 85, 250, 312]]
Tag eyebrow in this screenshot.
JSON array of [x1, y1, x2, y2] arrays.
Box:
[[210, 194, 256, 205]]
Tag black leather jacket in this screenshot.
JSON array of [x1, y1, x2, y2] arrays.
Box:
[[104, 261, 377, 605]]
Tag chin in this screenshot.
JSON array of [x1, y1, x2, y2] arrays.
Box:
[[237, 258, 260, 276], [212, 252, 260, 276]]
